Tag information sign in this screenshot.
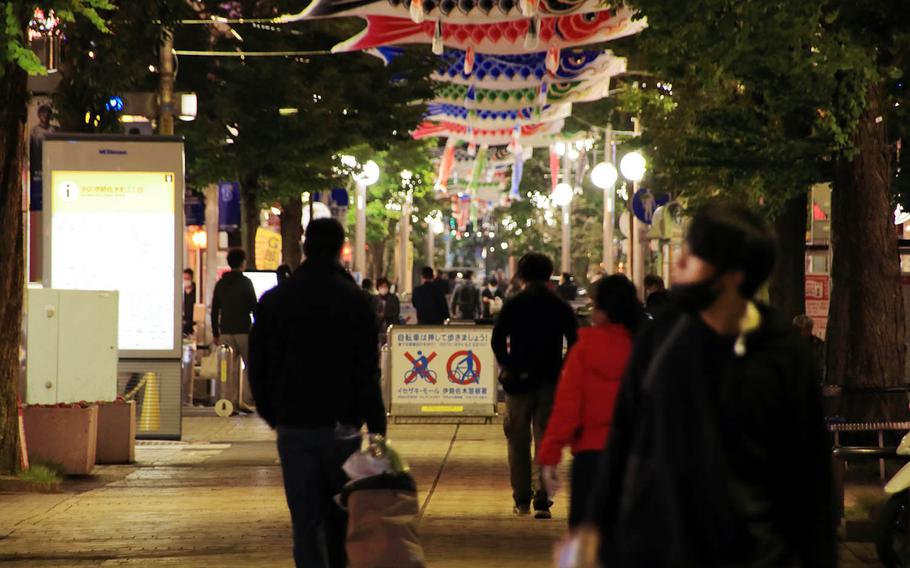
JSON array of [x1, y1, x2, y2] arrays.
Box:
[[389, 325, 496, 416]]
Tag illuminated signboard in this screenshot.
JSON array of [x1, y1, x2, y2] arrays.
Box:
[[50, 170, 176, 352]]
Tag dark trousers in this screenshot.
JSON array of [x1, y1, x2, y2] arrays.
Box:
[[569, 450, 601, 528], [277, 426, 359, 568], [504, 384, 555, 509]]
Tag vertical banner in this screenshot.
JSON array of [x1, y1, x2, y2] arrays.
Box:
[[254, 226, 282, 270], [805, 274, 829, 340], [184, 190, 205, 226], [217, 181, 241, 230]]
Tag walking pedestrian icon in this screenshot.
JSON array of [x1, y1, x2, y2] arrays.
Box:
[[446, 350, 481, 385], [404, 351, 438, 384]]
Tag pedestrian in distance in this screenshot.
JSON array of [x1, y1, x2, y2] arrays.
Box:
[[248, 218, 386, 568], [643, 273, 670, 317], [579, 201, 834, 568], [481, 277, 504, 320], [557, 272, 579, 302], [412, 266, 450, 325], [537, 274, 643, 528], [211, 248, 258, 412], [794, 313, 827, 384], [376, 277, 401, 334], [492, 252, 579, 518], [182, 268, 197, 337], [452, 270, 482, 320]]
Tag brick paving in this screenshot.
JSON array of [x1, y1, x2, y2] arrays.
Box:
[[0, 415, 879, 566]]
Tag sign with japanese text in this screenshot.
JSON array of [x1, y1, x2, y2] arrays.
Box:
[[805, 274, 829, 340], [389, 325, 496, 416]]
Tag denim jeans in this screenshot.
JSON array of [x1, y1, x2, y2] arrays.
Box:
[[503, 384, 555, 510], [276, 426, 359, 568]]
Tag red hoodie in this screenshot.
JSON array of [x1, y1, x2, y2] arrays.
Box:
[[537, 324, 632, 466]]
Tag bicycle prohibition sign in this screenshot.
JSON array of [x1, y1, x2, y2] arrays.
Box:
[[446, 350, 481, 385]]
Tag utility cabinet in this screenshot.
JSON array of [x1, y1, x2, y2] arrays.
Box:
[[26, 288, 119, 404]]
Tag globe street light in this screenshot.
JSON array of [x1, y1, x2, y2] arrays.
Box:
[[591, 161, 619, 272], [618, 150, 646, 288], [552, 182, 574, 207], [620, 151, 646, 182], [342, 155, 380, 277]]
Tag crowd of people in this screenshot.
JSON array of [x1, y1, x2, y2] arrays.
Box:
[[195, 200, 834, 568]]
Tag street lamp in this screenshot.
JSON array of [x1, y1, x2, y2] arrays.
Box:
[[342, 155, 380, 277], [590, 161, 618, 273], [552, 182, 574, 207], [553, 182, 574, 273], [618, 150, 646, 288]]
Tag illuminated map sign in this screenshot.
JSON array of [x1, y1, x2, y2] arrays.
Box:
[[49, 170, 177, 353]]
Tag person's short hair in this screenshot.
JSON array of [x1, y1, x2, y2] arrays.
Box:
[[464, 270, 474, 280], [183, 268, 194, 278], [562, 272, 572, 281], [592, 274, 645, 332], [643, 274, 665, 290], [38, 105, 52, 115], [793, 314, 814, 333], [376, 277, 391, 289], [362, 278, 374, 290], [686, 201, 776, 297], [303, 218, 345, 260], [487, 277, 498, 286], [226, 248, 246, 269], [276, 264, 292, 279], [421, 266, 435, 280], [517, 252, 554, 283]]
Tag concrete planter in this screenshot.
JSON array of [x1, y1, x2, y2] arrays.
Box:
[[23, 405, 98, 475], [96, 401, 135, 464]]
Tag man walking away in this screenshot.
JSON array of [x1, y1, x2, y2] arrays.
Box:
[[557, 273, 578, 302], [248, 219, 386, 568], [211, 248, 258, 411], [643, 273, 670, 317], [413, 266, 450, 324], [452, 270, 482, 320], [585, 202, 835, 567], [493, 253, 578, 518], [182, 268, 197, 337]]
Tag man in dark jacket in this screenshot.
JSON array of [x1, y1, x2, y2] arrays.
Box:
[[249, 218, 386, 568], [492, 253, 578, 518], [412, 266, 450, 324], [211, 248, 258, 411], [452, 270, 482, 320], [585, 202, 835, 567]]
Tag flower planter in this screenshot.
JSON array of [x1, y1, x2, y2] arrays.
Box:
[[96, 401, 135, 464], [23, 404, 98, 475]]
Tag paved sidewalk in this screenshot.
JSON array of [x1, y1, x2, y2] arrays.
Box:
[[0, 416, 880, 566]]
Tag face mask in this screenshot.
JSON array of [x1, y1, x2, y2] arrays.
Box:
[[669, 274, 723, 313]]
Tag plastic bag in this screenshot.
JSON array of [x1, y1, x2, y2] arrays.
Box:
[[343, 434, 409, 482]]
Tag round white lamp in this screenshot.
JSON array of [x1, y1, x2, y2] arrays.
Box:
[[552, 182, 574, 207], [619, 151, 646, 182], [590, 162, 619, 189], [356, 160, 380, 186]]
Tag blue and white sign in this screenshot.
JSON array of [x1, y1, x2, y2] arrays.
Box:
[[217, 181, 241, 230], [185, 191, 205, 226], [632, 188, 670, 225]]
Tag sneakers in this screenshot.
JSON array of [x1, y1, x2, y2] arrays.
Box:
[[513, 503, 531, 516], [534, 509, 552, 519]]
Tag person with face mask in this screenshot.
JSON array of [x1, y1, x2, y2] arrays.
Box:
[[579, 201, 834, 568], [375, 277, 401, 335], [182, 268, 197, 337], [481, 277, 504, 320]]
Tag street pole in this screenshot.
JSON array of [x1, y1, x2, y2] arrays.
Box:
[[158, 27, 175, 136], [426, 226, 435, 270], [561, 153, 571, 274], [630, 117, 644, 292], [399, 193, 412, 294], [354, 182, 366, 277], [603, 124, 615, 274]]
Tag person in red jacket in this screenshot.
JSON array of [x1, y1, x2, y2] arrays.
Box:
[[537, 274, 644, 527]]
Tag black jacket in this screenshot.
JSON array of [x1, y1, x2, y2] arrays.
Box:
[[491, 283, 578, 394], [588, 304, 835, 568], [248, 260, 386, 434], [412, 281, 449, 325], [211, 271, 257, 336], [376, 293, 401, 332]]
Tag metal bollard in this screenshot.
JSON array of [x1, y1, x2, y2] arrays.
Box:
[[181, 342, 196, 406], [213, 344, 237, 416], [381, 343, 391, 413]]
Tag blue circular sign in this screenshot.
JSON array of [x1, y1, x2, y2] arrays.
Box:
[[632, 188, 670, 225]]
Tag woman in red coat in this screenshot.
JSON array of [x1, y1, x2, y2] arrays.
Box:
[[537, 274, 644, 527]]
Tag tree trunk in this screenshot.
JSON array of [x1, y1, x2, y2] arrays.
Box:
[[240, 178, 259, 269], [768, 192, 807, 322], [0, 60, 29, 473], [280, 197, 303, 268], [827, 82, 907, 421]]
